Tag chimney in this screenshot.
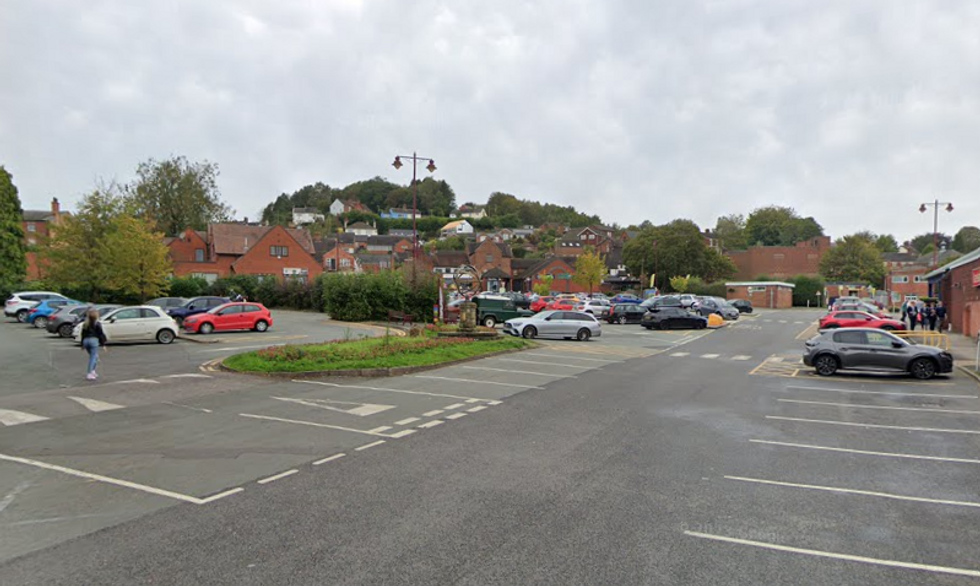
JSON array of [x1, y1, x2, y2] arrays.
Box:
[[51, 197, 60, 216], [243, 237, 249, 253], [244, 217, 249, 224]]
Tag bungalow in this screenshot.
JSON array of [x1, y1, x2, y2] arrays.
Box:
[[440, 219, 474, 238], [379, 207, 416, 219], [329, 199, 371, 215], [346, 221, 378, 236], [454, 204, 486, 220], [292, 207, 324, 225]]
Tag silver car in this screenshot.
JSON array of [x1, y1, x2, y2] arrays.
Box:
[[803, 327, 954, 379], [576, 299, 611, 318], [503, 310, 602, 341]]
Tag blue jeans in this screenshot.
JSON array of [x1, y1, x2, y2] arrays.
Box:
[[82, 337, 100, 373]]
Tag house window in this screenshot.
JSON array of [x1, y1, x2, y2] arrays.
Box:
[[195, 248, 204, 262], [486, 254, 494, 262], [26, 223, 36, 232], [913, 275, 925, 283], [773, 253, 785, 260], [326, 258, 336, 271], [892, 275, 909, 284], [341, 258, 351, 267], [270, 245, 289, 258]]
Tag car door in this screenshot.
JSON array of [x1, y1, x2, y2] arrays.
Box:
[[551, 311, 577, 336], [863, 330, 907, 370], [105, 308, 142, 340], [627, 305, 642, 323], [833, 330, 872, 368], [139, 308, 165, 338], [214, 305, 244, 331]]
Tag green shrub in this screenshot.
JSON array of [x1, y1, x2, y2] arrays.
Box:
[[789, 275, 826, 306], [320, 270, 439, 322], [209, 275, 260, 300], [168, 276, 209, 298]]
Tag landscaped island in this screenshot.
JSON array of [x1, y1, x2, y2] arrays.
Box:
[[223, 335, 530, 374]]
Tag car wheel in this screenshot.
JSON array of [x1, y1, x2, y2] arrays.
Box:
[[483, 316, 496, 328], [576, 328, 591, 342], [59, 323, 74, 338], [199, 322, 214, 335], [910, 357, 937, 380], [34, 316, 47, 329], [814, 354, 839, 376], [16, 309, 28, 323], [156, 329, 176, 344], [522, 326, 537, 339], [617, 315, 627, 324], [255, 320, 269, 332]]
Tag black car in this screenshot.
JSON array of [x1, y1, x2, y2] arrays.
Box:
[[167, 296, 230, 324], [147, 297, 188, 309], [696, 297, 740, 320], [606, 304, 646, 324], [641, 306, 708, 330], [803, 328, 954, 379], [639, 295, 683, 310], [730, 299, 753, 313]]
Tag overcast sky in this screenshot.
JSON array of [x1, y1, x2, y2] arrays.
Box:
[[2, 0, 979, 242]]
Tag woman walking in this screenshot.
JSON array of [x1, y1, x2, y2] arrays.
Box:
[[906, 302, 918, 330], [80, 309, 107, 380]]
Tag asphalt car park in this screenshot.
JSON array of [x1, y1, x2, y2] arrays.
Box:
[[3, 307, 979, 584]]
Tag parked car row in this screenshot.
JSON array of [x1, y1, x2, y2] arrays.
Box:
[[4, 290, 275, 344]]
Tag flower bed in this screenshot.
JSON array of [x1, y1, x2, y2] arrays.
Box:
[[223, 335, 529, 373]]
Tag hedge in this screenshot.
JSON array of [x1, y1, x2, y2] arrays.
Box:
[[320, 270, 438, 322]]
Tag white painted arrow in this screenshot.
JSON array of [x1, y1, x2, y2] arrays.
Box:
[[272, 396, 394, 416], [68, 396, 125, 412], [0, 409, 49, 426]]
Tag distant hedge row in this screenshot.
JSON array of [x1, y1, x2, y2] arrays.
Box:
[[320, 271, 439, 322]]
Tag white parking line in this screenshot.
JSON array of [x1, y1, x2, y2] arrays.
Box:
[[414, 376, 541, 389], [701, 354, 720, 359], [423, 410, 444, 417], [467, 405, 488, 413], [784, 385, 976, 399], [394, 417, 421, 426], [670, 352, 690, 357], [313, 453, 346, 466], [67, 396, 125, 412], [724, 475, 980, 508], [731, 355, 752, 361], [750, 439, 980, 464], [0, 452, 238, 505], [0, 409, 49, 426], [460, 366, 575, 378], [239, 414, 391, 436], [389, 429, 417, 438], [293, 380, 486, 401], [446, 412, 467, 420], [257, 469, 298, 484], [767, 415, 980, 435], [112, 379, 159, 385], [444, 403, 465, 410], [162, 374, 212, 379], [524, 352, 617, 363], [355, 440, 386, 451], [496, 358, 589, 369], [684, 531, 980, 578], [778, 398, 980, 415], [367, 426, 393, 433], [418, 420, 444, 429]]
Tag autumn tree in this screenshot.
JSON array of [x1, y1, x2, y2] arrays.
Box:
[[127, 156, 233, 236], [0, 166, 27, 293], [572, 248, 607, 296], [952, 226, 980, 254], [713, 214, 748, 250], [819, 234, 886, 286], [104, 216, 172, 302], [533, 274, 553, 297]]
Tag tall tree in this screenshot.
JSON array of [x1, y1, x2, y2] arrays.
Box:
[[713, 213, 748, 250], [127, 156, 233, 236], [873, 234, 899, 253], [42, 184, 125, 301], [572, 248, 607, 296], [0, 166, 27, 291], [951, 226, 980, 254], [342, 177, 401, 214], [623, 220, 736, 290], [819, 234, 886, 286], [104, 216, 172, 302], [745, 206, 824, 246], [909, 232, 951, 254], [486, 192, 522, 217]]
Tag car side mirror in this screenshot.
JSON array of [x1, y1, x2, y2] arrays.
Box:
[[865, 316, 872, 320], [108, 318, 116, 323], [544, 316, 552, 321], [892, 341, 903, 348]]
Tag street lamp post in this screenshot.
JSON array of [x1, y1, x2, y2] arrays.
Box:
[[392, 153, 437, 260], [918, 200, 954, 268]]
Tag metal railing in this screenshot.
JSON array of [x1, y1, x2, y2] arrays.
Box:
[[893, 331, 950, 351]]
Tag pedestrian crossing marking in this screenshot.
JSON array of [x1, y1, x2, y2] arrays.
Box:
[[732, 355, 752, 361], [68, 396, 125, 412], [0, 409, 49, 426]]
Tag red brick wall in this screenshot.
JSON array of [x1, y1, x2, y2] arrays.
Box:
[[887, 266, 929, 301], [937, 258, 980, 337], [530, 258, 587, 294], [469, 240, 512, 279], [23, 219, 53, 281], [727, 237, 831, 280], [168, 229, 209, 263], [232, 226, 323, 283], [726, 284, 793, 308], [322, 247, 358, 272]]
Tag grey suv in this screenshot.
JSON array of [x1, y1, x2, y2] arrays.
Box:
[[803, 328, 953, 379]]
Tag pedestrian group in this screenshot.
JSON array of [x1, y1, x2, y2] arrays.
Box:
[[900, 299, 947, 331]]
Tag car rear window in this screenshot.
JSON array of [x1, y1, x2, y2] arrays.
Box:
[[834, 331, 867, 344]]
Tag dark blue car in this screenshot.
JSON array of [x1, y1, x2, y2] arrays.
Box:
[[610, 293, 642, 305], [166, 296, 230, 323]]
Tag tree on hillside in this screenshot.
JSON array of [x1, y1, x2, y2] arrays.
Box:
[[874, 234, 899, 253], [952, 226, 980, 254], [261, 182, 338, 225], [43, 184, 126, 301], [819, 234, 886, 286], [623, 220, 736, 291], [0, 166, 27, 291], [127, 156, 233, 236], [745, 206, 823, 246], [104, 216, 172, 302], [486, 192, 522, 217], [573, 248, 607, 296], [909, 232, 951, 254], [713, 213, 748, 250], [342, 177, 401, 214], [385, 177, 456, 217]]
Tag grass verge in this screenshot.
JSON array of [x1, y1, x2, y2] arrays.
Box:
[[223, 335, 531, 373]]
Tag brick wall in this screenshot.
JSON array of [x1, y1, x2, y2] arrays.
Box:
[[936, 257, 980, 337], [468, 240, 512, 279], [726, 284, 794, 308], [232, 226, 323, 283], [727, 236, 831, 280]]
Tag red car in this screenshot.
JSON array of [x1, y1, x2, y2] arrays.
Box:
[[545, 298, 576, 311], [183, 302, 273, 334], [819, 310, 904, 331], [530, 296, 553, 312]]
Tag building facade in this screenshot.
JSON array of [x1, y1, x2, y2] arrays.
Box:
[[725, 281, 795, 309], [726, 236, 831, 280]]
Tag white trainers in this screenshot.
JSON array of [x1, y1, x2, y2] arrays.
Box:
[[86, 372, 96, 381]]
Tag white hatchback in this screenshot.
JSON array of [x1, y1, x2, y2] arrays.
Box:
[[74, 306, 179, 345], [5, 291, 67, 322]]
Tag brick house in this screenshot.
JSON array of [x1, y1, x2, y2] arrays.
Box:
[[329, 199, 371, 215], [365, 235, 412, 254], [725, 281, 795, 309], [726, 236, 831, 280], [167, 224, 321, 283], [21, 198, 66, 281], [321, 244, 359, 272], [514, 256, 584, 294], [927, 248, 980, 337], [556, 226, 618, 257], [467, 240, 513, 291]]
